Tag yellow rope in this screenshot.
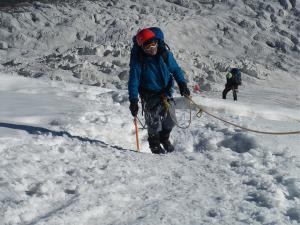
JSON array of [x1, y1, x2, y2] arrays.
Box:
[[185, 96, 300, 135]]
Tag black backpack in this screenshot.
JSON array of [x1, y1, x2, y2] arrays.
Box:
[[231, 68, 242, 85]]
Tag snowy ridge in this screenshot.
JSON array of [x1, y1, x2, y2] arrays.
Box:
[[0, 0, 300, 90]]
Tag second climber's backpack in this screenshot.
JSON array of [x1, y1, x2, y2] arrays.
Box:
[[229, 68, 242, 85], [234, 69, 242, 85]]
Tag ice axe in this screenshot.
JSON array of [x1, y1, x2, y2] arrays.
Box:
[[133, 117, 140, 152]]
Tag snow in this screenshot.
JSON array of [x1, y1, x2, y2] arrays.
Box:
[[0, 0, 300, 225]]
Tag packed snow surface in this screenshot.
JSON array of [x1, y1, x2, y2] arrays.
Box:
[[0, 0, 300, 225]]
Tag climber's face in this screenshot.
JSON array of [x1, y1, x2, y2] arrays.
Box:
[[143, 41, 158, 56]]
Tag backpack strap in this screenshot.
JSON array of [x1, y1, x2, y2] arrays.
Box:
[[161, 50, 169, 67], [159, 42, 170, 65], [159, 47, 174, 94]]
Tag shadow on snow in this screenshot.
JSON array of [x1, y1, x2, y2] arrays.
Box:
[[0, 122, 136, 153]]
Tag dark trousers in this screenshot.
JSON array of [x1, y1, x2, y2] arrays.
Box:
[[141, 93, 176, 152], [222, 84, 238, 101], [143, 95, 176, 135]]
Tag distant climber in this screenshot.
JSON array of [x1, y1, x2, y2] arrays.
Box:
[[222, 68, 242, 101], [128, 27, 190, 154]]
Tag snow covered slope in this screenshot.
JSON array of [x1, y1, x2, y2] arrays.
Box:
[[0, 0, 300, 225], [0, 72, 299, 225]]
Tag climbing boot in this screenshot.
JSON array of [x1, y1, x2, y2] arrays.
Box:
[[159, 129, 175, 153], [222, 92, 226, 99], [148, 134, 165, 154]]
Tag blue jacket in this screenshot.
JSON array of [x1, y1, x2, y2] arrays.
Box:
[[128, 49, 186, 101]]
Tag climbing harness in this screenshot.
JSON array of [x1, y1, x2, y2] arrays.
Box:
[[137, 94, 193, 130]]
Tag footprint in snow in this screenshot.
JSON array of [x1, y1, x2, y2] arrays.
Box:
[[245, 190, 285, 209], [218, 133, 257, 153], [286, 207, 300, 223]]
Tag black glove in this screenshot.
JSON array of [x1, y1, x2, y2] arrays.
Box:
[[129, 99, 139, 117], [178, 82, 190, 96]]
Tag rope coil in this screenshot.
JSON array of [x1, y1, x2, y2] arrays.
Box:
[[136, 95, 300, 135], [185, 96, 300, 135]]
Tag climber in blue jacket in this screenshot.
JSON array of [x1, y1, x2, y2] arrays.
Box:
[[128, 27, 190, 154]]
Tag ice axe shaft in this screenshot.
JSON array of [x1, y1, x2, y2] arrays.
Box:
[[134, 117, 140, 152]]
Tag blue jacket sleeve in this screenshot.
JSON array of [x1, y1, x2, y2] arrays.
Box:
[[167, 52, 186, 85], [128, 48, 141, 102]]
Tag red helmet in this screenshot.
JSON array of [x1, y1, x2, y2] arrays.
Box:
[[136, 28, 156, 46]]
